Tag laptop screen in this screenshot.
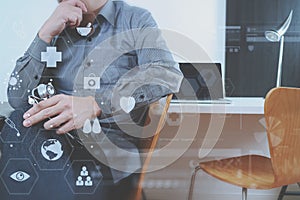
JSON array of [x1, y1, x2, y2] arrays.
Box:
[[173, 63, 223, 101]]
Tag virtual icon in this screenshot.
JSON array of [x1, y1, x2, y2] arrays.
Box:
[[76, 22, 93, 37], [81, 166, 89, 176], [65, 161, 102, 194], [83, 119, 101, 134], [28, 82, 56, 105], [41, 46, 62, 68], [76, 166, 93, 187], [4, 118, 21, 137], [1, 159, 39, 194], [41, 139, 64, 161], [85, 176, 93, 187], [84, 73, 100, 90], [120, 96, 136, 113], [10, 171, 30, 182], [76, 176, 84, 186], [8, 71, 22, 91], [83, 119, 92, 134]]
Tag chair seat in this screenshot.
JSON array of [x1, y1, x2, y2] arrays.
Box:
[[200, 155, 276, 189]]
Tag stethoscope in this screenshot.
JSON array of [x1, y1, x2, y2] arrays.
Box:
[[28, 82, 56, 105]]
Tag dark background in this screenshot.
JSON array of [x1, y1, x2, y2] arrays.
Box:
[[226, 0, 300, 97]]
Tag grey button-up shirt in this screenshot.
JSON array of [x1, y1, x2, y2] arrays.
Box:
[[7, 0, 183, 182]]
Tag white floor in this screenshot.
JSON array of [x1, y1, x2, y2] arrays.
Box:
[[144, 181, 300, 200]]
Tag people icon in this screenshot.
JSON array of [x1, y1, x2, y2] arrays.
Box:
[[80, 166, 88, 176], [76, 176, 84, 186], [75, 166, 93, 187], [85, 176, 93, 187]]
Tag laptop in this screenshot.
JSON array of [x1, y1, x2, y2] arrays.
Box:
[[172, 63, 231, 104]]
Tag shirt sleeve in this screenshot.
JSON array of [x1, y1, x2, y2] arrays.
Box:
[[7, 35, 49, 109], [107, 9, 183, 113]]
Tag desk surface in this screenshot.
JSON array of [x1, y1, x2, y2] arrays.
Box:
[[0, 98, 265, 116], [169, 97, 265, 114]]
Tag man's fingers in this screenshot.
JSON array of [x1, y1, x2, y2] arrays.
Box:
[[66, 0, 88, 13], [74, 0, 88, 13], [67, 8, 83, 27], [23, 104, 65, 127], [56, 119, 77, 134], [43, 111, 73, 130], [23, 95, 61, 119]]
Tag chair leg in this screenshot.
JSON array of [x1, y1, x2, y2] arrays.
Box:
[[142, 189, 147, 200], [278, 185, 288, 200], [188, 166, 202, 200], [242, 187, 247, 200]]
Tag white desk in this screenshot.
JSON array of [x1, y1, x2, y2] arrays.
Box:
[[169, 97, 265, 114]]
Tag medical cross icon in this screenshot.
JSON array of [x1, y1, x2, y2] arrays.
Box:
[[41, 47, 62, 68]]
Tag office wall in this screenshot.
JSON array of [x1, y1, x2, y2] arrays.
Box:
[[126, 0, 226, 63], [0, 0, 226, 102]]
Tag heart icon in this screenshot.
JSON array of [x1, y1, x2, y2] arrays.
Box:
[[120, 97, 136, 113]]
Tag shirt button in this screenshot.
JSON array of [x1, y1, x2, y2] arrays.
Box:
[[85, 62, 91, 68], [85, 59, 94, 68]]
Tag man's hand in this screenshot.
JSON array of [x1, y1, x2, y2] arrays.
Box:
[[23, 94, 101, 134], [39, 0, 88, 43]]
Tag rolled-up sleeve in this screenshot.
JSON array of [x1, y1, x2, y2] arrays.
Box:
[[108, 10, 183, 113], [7, 35, 49, 109]]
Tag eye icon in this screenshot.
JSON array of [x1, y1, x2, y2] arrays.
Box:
[[10, 171, 30, 182]]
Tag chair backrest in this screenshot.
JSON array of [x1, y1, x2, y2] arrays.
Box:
[[134, 94, 173, 200], [265, 87, 300, 185]]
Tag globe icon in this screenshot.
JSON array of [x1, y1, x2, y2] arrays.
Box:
[[41, 139, 64, 161]]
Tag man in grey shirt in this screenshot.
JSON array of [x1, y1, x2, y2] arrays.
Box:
[[5, 0, 183, 199]]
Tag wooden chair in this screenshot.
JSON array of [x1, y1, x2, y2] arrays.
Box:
[[188, 87, 300, 200], [132, 94, 173, 200]]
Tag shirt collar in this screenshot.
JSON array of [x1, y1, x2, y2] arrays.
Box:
[[98, 0, 116, 26]]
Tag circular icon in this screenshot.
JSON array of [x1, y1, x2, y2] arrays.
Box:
[[73, 28, 226, 173], [8, 72, 23, 91], [9, 77, 18, 86], [88, 79, 96, 87], [16, 172, 25, 181], [41, 139, 63, 161]]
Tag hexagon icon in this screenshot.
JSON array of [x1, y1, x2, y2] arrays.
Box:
[[0, 109, 30, 144], [199, 68, 218, 87], [64, 160, 103, 194], [0, 158, 38, 195], [29, 129, 73, 170], [225, 78, 236, 96]]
